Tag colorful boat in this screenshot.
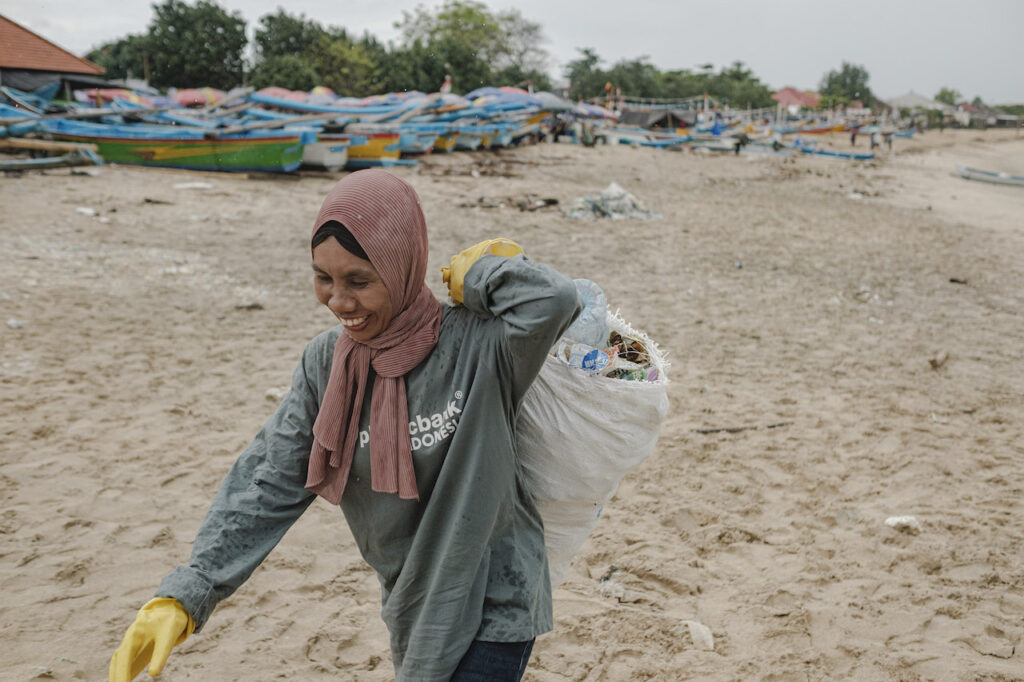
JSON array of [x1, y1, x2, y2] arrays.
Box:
[[432, 131, 459, 153], [343, 125, 403, 168], [38, 119, 312, 172]]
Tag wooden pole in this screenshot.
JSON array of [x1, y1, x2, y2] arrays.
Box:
[[0, 138, 99, 153]]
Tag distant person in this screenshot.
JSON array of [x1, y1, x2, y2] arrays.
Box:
[[850, 126, 858, 146], [440, 74, 452, 95]]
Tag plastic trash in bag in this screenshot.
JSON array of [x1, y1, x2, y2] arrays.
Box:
[[565, 182, 662, 221], [517, 309, 669, 586], [563, 279, 608, 347]]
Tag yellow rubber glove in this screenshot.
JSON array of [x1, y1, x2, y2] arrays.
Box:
[[441, 238, 524, 304], [109, 598, 195, 681]]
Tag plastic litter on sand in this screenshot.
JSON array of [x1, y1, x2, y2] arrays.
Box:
[[565, 182, 661, 221]]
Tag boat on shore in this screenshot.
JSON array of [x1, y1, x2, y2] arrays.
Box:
[[956, 165, 1024, 187], [37, 118, 312, 172], [798, 145, 874, 160]]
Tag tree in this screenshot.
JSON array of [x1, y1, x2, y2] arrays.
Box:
[[380, 39, 446, 94], [564, 48, 605, 100], [253, 10, 326, 61], [494, 65, 551, 91], [309, 36, 381, 97], [391, 0, 548, 92], [819, 61, 874, 106], [86, 34, 149, 81], [395, 1, 504, 64], [710, 60, 775, 108], [145, 0, 247, 89], [606, 57, 661, 99], [248, 55, 319, 91], [934, 87, 961, 106], [493, 9, 548, 75]]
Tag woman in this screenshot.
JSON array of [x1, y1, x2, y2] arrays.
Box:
[[109, 169, 581, 681]]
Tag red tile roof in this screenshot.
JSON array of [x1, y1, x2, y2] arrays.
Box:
[[772, 87, 820, 109], [0, 14, 104, 74]]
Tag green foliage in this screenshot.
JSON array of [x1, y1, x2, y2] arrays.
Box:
[[388, 0, 548, 93], [378, 39, 446, 93], [248, 55, 319, 91], [565, 48, 604, 100], [146, 0, 247, 89], [253, 9, 326, 61], [86, 34, 148, 81], [494, 65, 551, 91], [396, 1, 504, 64], [996, 104, 1024, 116], [309, 36, 381, 97], [565, 51, 774, 108], [971, 96, 985, 108], [818, 62, 874, 106], [606, 57, 661, 98], [934, 87, 961, 106]]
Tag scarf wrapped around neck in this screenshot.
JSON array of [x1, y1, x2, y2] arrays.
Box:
[[306, 170, 441, 504]]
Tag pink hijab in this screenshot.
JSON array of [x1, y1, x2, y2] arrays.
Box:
[[306, 170, 441, 504]]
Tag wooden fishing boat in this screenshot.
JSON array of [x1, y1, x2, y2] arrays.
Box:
[[798, 145, 874, 160], [343, 125, 403, 168], [38, 119, 312, 172], [799, 123, 839, 134], [956, 165, 1024, 187], [302, 132, 365, 172], [432, 131, 459, 153]]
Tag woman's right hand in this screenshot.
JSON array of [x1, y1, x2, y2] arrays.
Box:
[[109, 598, 194, 681]]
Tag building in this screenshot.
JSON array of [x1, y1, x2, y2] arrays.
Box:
[[0, 13, 107, 96], [771, 87, 820, 114]]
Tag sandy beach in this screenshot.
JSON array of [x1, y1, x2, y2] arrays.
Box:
[[2, 128, 1023, 681]]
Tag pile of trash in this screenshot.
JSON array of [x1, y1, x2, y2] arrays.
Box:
[[553, 279, 661, 382], [565, 182, 661, 221]]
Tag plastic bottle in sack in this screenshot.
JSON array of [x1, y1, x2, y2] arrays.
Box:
[[556, 340, 612, 374], [564, 279, 608, 348]]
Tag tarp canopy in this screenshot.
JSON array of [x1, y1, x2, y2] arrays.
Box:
[[533, 91, 575, 112], [0, 68, 111, 94], [618, 107, 696, 129]]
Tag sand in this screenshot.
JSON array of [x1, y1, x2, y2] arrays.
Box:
[[2, 128, 1023, 681]]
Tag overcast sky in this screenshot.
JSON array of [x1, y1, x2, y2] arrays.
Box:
[[4, 0, 1021, 103]]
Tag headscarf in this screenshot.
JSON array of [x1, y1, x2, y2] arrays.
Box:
[[306, 170, 441, 504]]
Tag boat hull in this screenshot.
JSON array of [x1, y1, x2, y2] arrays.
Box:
[[48, 132, 306, 172], [302, 133, 354, 172], [957, 165, 1024, 186], [345, 131, 402, 168]]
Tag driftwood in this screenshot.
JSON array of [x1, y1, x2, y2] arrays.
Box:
[[693, 421, 793, 435]]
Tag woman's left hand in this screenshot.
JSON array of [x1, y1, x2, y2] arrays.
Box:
[[441, 238, 524, 304]]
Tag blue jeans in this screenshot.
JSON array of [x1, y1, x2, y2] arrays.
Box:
[[450, 639, 535, 681]]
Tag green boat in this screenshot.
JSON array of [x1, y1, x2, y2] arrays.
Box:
[[37, 119, 313, 172]]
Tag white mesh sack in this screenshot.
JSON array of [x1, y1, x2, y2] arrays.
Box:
[[516, 310, 670, 586]]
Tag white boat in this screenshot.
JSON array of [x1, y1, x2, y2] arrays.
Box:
[[302, 132, 359, 172], [956, 165, 1024, 187]]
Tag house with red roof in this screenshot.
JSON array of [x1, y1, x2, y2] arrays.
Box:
[[0, 13, 106, 95], [771, 87, 820, 112]]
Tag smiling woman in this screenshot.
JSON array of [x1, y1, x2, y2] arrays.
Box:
[[311, 222, 394, 343], [108, 168, 582, 682]]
